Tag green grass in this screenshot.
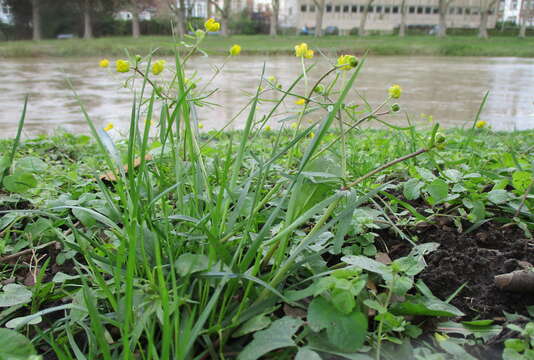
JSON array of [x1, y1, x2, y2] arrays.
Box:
[[1, 34, 534, 58], [0, 39, 533, 359]]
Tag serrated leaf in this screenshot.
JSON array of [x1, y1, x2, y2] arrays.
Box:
[[0, 284, 32, 307], [426, 179, 448, 204], [403, 178, 424, 201], [237, 316, 303, 360]]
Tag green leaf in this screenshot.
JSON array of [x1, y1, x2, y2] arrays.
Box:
[[5, 314, 42, 329], [461, 320, 494, 326], [3, 172, 37, 193], [443, 169, 463, 183], [426, 179, 448, 204], [416, 167, 437, 182], [0, 156, 10, 173], [403, 179, 424, 201], [0, 328, 37, 360], [15, 157, 48, 173], [341, 255, 389, 276], [232, 314, 272, 338], [512, 171, 532, 193], [237, 316, 303, 360], [390, 295, 464, 317], [487, 190, 512, 205], [174, 253, 210, 276], [295, 347, 322, 360], [390, 276, 413, 296], [308, 297, 367, 352], [331, 289, 356, 314], [0, 284, 32, 307], [438, 339, 477, 360]]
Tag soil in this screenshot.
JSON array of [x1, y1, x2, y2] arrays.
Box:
[[381, 220, 534, 319]]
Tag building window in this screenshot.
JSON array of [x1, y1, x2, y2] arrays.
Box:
[[433, 7, 439, 14], [425, 7, 431, 14], [385, 6, 391, 13], [465, 7, 471, 14], [375, 5, 382, 13], [326, 4, 332, 12], [301, 4, 307, 12], [368, 6, 374, 13], [343, 5, 349, 13], [409, 6, 415, 13], [309, 4, 315, 12], [417, 6, 423, 14], [472, 8, 479, 15], [457, 7, 463, 14], [449, 7, 455, 14], [359, 5, 365, 12], [392, 6, 399, 13], [334, 5, 341, 12], [351, 5, 358, 12]]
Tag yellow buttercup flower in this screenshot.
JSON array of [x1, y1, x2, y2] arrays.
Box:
[[309, 132, 315, 139], [295, 98, 306, 105], [103, 123, 114, 132], [116, 59, 130, 73], [99, 59, 110, 68], [229, 44, 241, 56], [152, 60, 166, 75], [295, 43, 314, 59], [265, 125, 272, 131], [388, 84, 402, 99], [198, 123, 204, 129], [290, 122, 298, 129], [475, 120, 487, 128], [205, 18, 221, 32], [337, 55, 358, 70]]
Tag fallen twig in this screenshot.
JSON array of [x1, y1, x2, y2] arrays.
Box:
[[495, 270, 534, 293]]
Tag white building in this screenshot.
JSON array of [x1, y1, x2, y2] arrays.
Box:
[[503, 0, 534, 24], [0, 0, 13, 25]]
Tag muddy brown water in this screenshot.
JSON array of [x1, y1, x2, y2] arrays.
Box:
[[0, 55, 533, 138]]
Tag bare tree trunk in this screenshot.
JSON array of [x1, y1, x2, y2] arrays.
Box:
[[207, 0, 212, 18], [31, 0, 41, 41], [399, 0, 406, 36], [359, 0, 374, 36], [270, 0, 279, 36], [313, 0, 325, 37], [176, 0, 186, 37], [437, 0, 448, 37], [83, 0, 93, 39], [132, 6, 141, 38], [519, 0, 531, 38], [220, 0, 231, 37]]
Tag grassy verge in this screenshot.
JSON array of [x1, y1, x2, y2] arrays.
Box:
[[1, 34, 534, 58], [0, 35, 533, 359]]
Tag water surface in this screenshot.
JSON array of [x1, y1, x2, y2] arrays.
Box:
[[0, 55, 533, 138]]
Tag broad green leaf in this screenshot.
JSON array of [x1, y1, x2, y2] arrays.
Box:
[[390, 295, 464, 317], [237, 316, 303, 360], [331, 289, 356, 314], [341, 255, 389, 276], [3, 172, 37, 193], [295, 347, 322, 360], [487, 190, 512, 204], [15, 157, 48, 173], [308, 297, 367, 352], [403, 179, 424, 201], [438, 339, 477, 360], [443, 169, 463, 183], [0, 284, 32, 307], [0, 328, 37, 360], [0, 156, 10, 173], [6, 314, 42, 329], [426, 179, 448, 204], [175, 253, 210, 276], [390, 276, 413, 296], [416, 167, 437, 182], [512, 171, 532, 193], [232, 314, 272, 338]]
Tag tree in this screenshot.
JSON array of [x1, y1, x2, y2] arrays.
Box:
[[165, 0, 186, 38], [270, 0, 279, 36], [208, 0, 230, 36], [437, 0, 454, 37], [117, 0, 156, 38], [359, 0, 375, 36], [82, 0, 93, 39], [519, 0, 533, 38], [312, 0, 325, 37], [478, 0, 498, 39], [31, 0, 41, 40], [399, 0, 407, 37]]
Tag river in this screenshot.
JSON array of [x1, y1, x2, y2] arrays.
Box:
[[0, 55, 533, 138]]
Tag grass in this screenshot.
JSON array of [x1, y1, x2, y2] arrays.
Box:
[[0, 34, 533, 359], [1, 34, 534, 58]]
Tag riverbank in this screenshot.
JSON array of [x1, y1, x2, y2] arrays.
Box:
[[1, 34, 534, 58]]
